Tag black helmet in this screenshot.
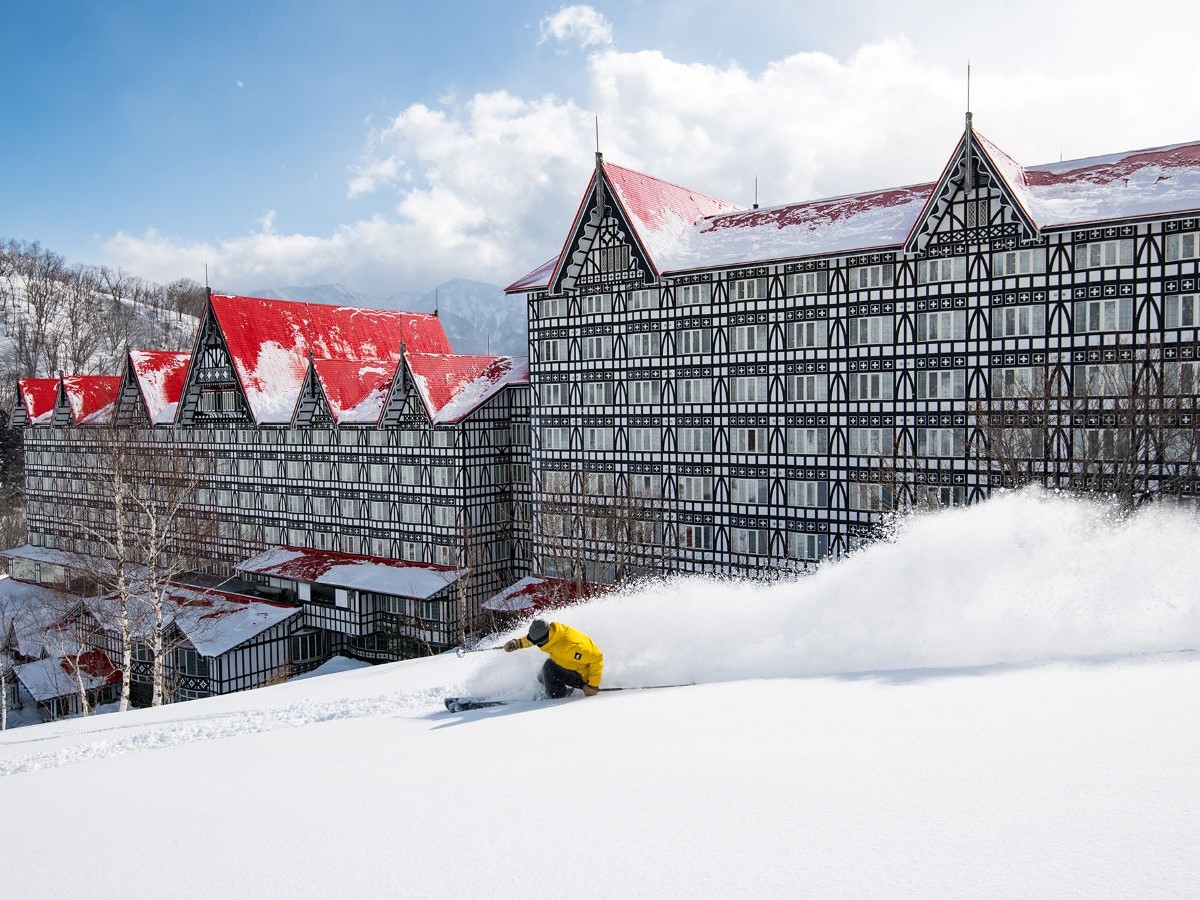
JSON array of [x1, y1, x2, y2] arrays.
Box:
[[528, 619, 550, 645]]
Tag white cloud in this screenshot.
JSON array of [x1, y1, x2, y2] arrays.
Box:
[[236, 80, 244, 89], [107, 12, 1200, 296], [539, 4, 613, 49]]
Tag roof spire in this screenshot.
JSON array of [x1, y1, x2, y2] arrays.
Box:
[[964, 61, 975, 194], [595, 115, 602, 164], [753, 176, 759, 210], [433, 289, 439, 317]]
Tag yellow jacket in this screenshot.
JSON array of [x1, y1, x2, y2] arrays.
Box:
[[518, 622, 604, 688]]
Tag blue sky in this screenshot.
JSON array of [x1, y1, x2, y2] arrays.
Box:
[[4, 1, 1199, 295]]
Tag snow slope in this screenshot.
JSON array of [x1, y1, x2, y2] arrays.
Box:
[[1, 490, 1198, 897]]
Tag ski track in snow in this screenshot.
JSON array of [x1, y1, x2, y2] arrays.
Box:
[[0, 687, 456, 778]]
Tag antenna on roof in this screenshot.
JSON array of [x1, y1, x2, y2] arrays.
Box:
[[595, 115, 601, 162], [434, 289, 439, 316], [204, 262, 209, 290], [964, 60, 975, 193], [966, 60, 971, 115], [753, 176, 759, 210]]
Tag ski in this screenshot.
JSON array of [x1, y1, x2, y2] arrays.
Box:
[[444, 697, 510, 712]]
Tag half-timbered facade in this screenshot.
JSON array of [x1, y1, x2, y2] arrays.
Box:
[[508, 120, 1200, 577]]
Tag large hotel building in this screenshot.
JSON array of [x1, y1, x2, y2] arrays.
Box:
[[6, 118, 1200, 703]]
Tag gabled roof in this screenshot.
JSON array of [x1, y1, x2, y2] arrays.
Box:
[[128, 350, 191, 425], [0, 576, 77, 659], [310, 358, 398, 426], [61, 376, 121, 426], [14, 650, 121, 703], [481, 576, 593, 612], [236, 546, 462, 600], [207, 294, 452, 425], [406, 353, 530, 425], [16, 378, 60, 425], [508, 132, 1200, 284], [507, 159, 741, 293]]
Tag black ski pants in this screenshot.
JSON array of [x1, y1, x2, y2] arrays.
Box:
[[540, 658, 585, 699]]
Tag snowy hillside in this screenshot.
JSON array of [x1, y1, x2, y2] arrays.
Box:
[[253, 278, 528, 356], [2, 491, 1198, 897]]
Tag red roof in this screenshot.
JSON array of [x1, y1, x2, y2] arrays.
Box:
[[62, 649, 123, 687], [406, 353, 530, 424], [507, 160, 741, 293], [18, 377, 60, 424], [310, 358, 398, 425], [62, 375, 121, 425], [129, 350, 191, 425], [208, 294, 452, 424]]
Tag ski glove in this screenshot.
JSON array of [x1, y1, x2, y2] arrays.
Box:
[[581, 683, 599, 696], [503, 639, 520, 652]]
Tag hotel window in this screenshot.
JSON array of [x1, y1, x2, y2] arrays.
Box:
[[541, 470, 571, 493], [1076, 239, 1134, 269], [539, 427, 569, 450], [852, 264, 895, 289], [786, 271, 829, 295], [584, 472, 615, 496], [627, 379, 660, 404], [678, 475, 713, 501], [628, 289, 659, 310], [732, 528, 770, 555], [400, 503, 422, 524], [731, 324, 768, 351], [677, 377, 712, 403], [1074, 427, 1131, 460], [597, 245, 630, 273], [787, 532, 828, 561], [630, 473, 662, 498], [916, 369, 966, 400], [680, 524, 713, 550], [677, 327, 712, 354], [432, 506, 456, 527], [787, 479, 828, 508], [541, 297, 567, 317], [917, 257, 966, 283], [729, 277, 767, 301], [992, 366, 1042, 399], [627, 331, 660, 357], [847, 371, 894, 401], [992, 249, 1047, 276], [847, 427, 893, 456], [731, 478, 769, 504], [731, 427, 769, 453], [992, 304, 1045, 338], [369, 499, 391, 520], [916, 427, 965, 458], [1165, 232, 1199, 261], [963, 199, 988, 228], [916, 309, 966, 341], [581, 294, 611, 315], [848, 482, 890, 511], [999, 427, 1046, 460], [677, 283, 712, 305], [628, 427, 661, 452], [847, 314, 893, 346], [916, 485, 966, 508], [677, 427, 713, 452], [540, 339, 568, 362], [582, 427, 614, 451], [787, 320, 827, 349], [787, 374, 827, 402], [431, 466, 454, 487], [1165, 361, 1200, 394], [1073, 363, 1133, 397], [539, 382, 566, 405], [582, 335, 612, 360], [582, 381, 613, 405], [1164, 294, 1198, 328], [431, 430, 454, 448], [787, 427, 828, 455], [399, 464, 420, 484], [1074, 297, 1133, 333], [732, 376, 768, 403]]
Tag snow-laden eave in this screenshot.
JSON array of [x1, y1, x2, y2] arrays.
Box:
[[659, 239, 909, 279]]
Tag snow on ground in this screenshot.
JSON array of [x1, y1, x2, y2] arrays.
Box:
[[1, 489, 1198, 897]]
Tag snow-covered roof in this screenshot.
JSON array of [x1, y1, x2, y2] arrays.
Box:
[[13, 650, 121, 702], [0, 577, 76, 659], [84, 583, 300, 658], [406, 353, 530, 425], [310, 358, 398, 426], [128, 350, 191, 425], [236, 547, 463, 600], [207, 294, 452, 425], [509, 133, 1200, 286], [481, 576, 591, 612], [3, 543, 88, 569], [16, 378, 59, 426], [61, 375, 121, 426]]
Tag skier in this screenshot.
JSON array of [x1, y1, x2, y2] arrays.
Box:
[[504, 619, 603, 699]]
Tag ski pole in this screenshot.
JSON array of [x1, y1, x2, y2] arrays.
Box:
[[455, 645, 506, 658], [597, 682, 695, 692]]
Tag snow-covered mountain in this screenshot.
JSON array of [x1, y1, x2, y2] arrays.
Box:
[[2, 491, 1199, 896], [252, 279, 528, 356]]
